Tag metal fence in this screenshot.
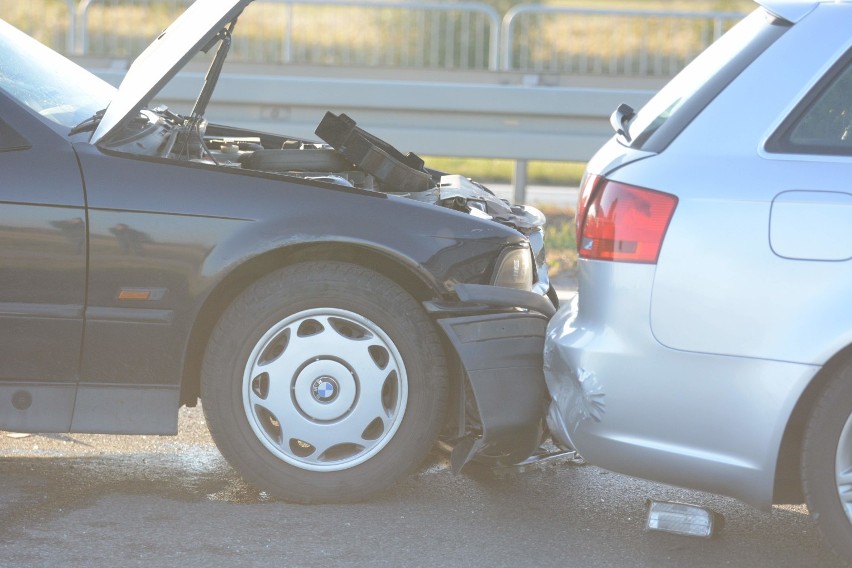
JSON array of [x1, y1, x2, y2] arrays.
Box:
[[2, 0, 746, 76], [74, 0, 500, 69], [1, 0, 76, 53], [500, 6, 743, 75]]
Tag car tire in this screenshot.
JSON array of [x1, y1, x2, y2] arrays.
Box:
[[201, 261, 448, 503], [801, 362, 852, 564]]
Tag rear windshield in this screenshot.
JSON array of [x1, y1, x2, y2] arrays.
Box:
[[626, 8, 789, 152]]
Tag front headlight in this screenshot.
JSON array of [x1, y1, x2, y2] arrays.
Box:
[[492, 245, 533, 291]]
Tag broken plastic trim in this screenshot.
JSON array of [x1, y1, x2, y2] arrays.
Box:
[[645, 500, 724, 538], [315, 112, 433, 193], [453, 283, 557, 318]]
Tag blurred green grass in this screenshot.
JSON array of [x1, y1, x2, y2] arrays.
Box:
[[426, 157, 586, 186], [540, 206, 578, 276]]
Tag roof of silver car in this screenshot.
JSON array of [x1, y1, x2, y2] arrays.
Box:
[[756, 1, 820, 23]]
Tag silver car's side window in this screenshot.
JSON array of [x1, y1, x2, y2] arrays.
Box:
[[790, 64, 852, 151], [768, 50, 852, 157]]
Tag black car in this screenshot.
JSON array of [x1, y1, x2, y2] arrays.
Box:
[[0, 0, 556, 502]]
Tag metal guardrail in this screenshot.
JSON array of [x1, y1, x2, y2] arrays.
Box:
[[3, 0, 746, 76], [500, 6, 743, 75], [3, 1, 743, 199], [88, 65, 656, 200], [75, 0, 500, 69], [0, 0, 77, 53]]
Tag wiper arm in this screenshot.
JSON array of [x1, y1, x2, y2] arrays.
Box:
[[610, 103, 635, 144], [68, 109, 106, 137]]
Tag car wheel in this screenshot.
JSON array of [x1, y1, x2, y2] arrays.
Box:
[[801, 362, 852, 563], [201, 261, 448, 503]]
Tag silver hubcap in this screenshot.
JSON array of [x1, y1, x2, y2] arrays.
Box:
[[243, 308, 407, 472], [837, 410, 852, 523]]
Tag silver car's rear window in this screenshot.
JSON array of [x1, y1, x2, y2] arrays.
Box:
[[626, 9, 789, 152]]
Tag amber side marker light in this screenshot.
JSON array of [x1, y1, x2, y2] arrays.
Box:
[[117, 288, 167, 301], [117, 289, 152, 301]]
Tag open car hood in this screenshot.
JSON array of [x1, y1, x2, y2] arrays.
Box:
[[90, 0, 251, 145]]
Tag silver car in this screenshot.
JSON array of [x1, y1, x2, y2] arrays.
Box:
[[544, 0, 852, 562]]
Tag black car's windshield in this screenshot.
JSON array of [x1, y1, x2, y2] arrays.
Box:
[[0, 19, 115, 130]]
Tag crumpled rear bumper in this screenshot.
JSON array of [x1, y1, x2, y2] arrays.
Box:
[[425, 283, 555, 471]]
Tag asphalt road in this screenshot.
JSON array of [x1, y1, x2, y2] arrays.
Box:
[[0, 404, 843, 568]]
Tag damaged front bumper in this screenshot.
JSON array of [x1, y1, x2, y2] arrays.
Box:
[[425, 283, 556, 472]]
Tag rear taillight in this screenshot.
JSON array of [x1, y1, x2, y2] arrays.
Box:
[[577, 178, 677, 264]]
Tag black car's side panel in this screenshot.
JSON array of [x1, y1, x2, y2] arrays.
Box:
[[0, 95, 90, 432], [0, 384, 77, 432], [82, 208, 243, 386], [73, 145, 523, 398], [70, 384, 179, 434], [0, 97, 86, 394]]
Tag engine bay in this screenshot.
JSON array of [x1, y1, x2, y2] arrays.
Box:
[[102, 108, 546, 235]]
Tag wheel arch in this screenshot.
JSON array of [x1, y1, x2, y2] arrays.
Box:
[[773, 342, 852, 503], [178, 242, 445, 406]]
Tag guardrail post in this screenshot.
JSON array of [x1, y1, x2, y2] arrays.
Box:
[[76, 0, 94, 55], [65, 0, 76, 54], [283, 2, 293, 64], [513, 159, 528, 204]]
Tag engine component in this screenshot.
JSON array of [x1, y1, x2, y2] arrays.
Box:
[[315, 112, 434, 193]]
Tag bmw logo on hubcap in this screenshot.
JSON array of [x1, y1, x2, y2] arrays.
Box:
[[311, 376, 339, 403]]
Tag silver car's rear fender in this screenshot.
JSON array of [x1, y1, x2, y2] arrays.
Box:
[[544, 260, 818, 510]]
